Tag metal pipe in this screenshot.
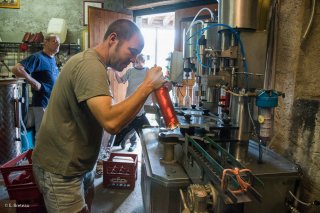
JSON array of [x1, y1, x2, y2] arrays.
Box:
[[263, 0, 279, 90]]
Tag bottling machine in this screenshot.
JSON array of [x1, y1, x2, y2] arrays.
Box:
[[140, 1, 300, 213]]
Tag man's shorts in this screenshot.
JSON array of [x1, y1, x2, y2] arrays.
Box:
[[32, 164, 94, 213]]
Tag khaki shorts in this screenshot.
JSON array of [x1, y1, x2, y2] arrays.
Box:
[[32, 164, 94, 213], [32, 107, 45, 134]]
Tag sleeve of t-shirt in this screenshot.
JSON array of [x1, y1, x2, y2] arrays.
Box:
[[20, 54, 39, 74], [73, 60, 112, 103]]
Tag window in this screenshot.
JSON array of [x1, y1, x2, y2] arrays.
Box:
[[137, 13, 175, 73]]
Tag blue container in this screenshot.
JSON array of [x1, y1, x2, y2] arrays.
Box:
[[256, 90, 279, 108], [21, 129, 34, 152]]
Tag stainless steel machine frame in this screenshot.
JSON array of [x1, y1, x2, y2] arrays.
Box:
[[140, 128, 190, 213], [140, 1, 297, 212]]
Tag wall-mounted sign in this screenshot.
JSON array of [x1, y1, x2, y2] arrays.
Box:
[[0, 0, 20, 9]]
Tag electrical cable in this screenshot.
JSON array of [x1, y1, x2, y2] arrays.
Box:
[[288, 190, 319, 207]]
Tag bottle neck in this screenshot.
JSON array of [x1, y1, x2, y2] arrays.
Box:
[[185, 85, 190, 96], [173, 87, 177, 96]]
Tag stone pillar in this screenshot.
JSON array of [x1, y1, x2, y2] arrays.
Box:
[[271, 0, 320, 211]]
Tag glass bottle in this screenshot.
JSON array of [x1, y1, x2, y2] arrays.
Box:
[[183, 85, 191, 108], [191, 77, 199, 108], [154, 86, 179, 130], [172, 86, 179, 107]]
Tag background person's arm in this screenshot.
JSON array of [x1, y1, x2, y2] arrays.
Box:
[[12, 63, 41, 91], [114, 71, 124, 83]]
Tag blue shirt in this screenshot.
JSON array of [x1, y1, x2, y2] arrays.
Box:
[[20, 51, 59, 107]]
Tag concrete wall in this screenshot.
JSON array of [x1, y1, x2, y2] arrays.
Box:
[[0, 0, 126, 44], [0, 0, 83, 43], [271, 0, 320, 212]]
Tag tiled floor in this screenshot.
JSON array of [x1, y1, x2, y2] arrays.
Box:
[[0, 137, 144, 213]]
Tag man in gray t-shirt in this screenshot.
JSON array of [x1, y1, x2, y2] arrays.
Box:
[[113, 54, 152, 151], [31, 19, 165, 213]]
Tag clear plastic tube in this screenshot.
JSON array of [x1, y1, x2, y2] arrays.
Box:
[[185, 7, 214, 35]]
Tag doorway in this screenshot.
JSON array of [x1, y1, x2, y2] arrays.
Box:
[[136, 12, 175, 73]]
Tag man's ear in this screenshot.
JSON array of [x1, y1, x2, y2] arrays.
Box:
[[109, 33, 117, 42]]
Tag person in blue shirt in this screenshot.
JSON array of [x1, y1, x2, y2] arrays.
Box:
[[12, 33, 60, 134]]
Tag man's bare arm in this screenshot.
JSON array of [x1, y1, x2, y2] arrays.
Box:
[[12, 63, 41, 91], [87, 66, 164, 134]]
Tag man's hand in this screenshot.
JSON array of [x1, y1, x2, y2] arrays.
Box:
[[30, 80, 41, 91], [144, 66, 165, 91], [12, 63, 42, 91]]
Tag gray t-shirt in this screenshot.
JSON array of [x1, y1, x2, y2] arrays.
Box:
[[32, 49, 112, 176], [121, 67, 151, 116]]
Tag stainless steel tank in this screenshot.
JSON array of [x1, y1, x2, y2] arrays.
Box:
[[205, 87, 220, 113], [230, 94, 253, 142], [218, 0, 258, 30], [0, 78, 26, 164], [229, 94, 254, 162], [183, 22, 202, 59], [183, 21, 220, 58], [203, 22, 220, 51]]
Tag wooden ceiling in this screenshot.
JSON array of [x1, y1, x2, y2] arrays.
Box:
[[138, 13, 175, 28]]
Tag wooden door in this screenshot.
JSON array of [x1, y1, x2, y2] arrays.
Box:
[[88, 7, 132, 104]]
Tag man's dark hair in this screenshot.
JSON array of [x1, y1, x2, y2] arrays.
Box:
[[104, 19, 142, 41]]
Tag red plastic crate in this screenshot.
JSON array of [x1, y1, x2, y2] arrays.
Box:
[[103, 153, 138, 190], [0, 150, 46, 213]]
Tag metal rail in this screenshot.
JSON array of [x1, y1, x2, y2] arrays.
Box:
[[186, 135, 263, 203]]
